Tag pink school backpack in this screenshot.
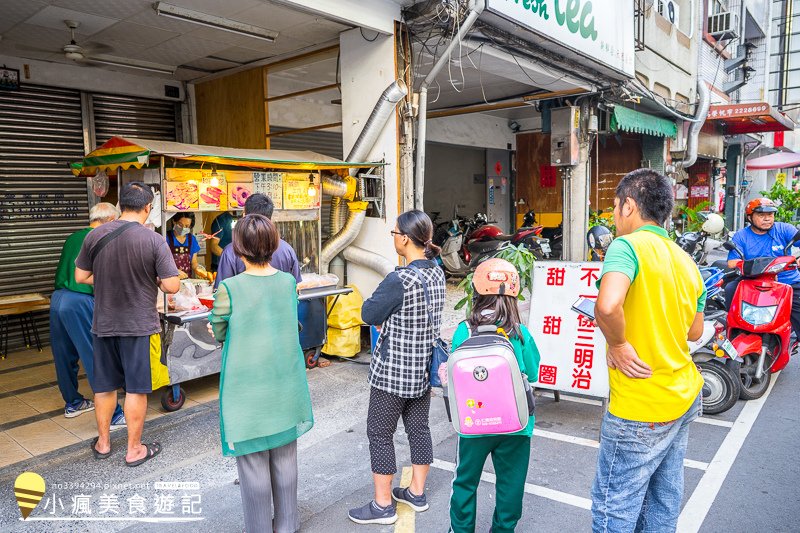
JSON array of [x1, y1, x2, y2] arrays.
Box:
[[447, 324, 532, 435]]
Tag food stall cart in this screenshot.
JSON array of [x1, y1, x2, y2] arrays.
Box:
[[73, 137, 370, 410]]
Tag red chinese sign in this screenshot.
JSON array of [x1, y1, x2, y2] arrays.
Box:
[[708, 103, 769, 120], [528, 262, 609, 398]]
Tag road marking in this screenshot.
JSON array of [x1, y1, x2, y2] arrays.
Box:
[[535, 429, 709, 471], [431, 458, 593, 510], [677, 372, 781, 533], [394, 466, 415, 533], [693, 416, 735, 428]]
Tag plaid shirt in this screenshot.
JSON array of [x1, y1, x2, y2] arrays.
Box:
[[368, 264, 446, 398]]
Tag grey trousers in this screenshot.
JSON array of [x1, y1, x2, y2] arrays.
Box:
[[235, 440, 300, 533]]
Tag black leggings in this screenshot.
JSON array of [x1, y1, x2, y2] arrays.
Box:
[[367, 387, 433, 475]]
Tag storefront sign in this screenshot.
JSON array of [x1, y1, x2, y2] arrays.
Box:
[[283, 173, 320, 210], [487, 0, 634, 77], [253, 172, 284, 209], [690, 185, 709, 198], [707, 103, 770, 119], [0, 191, 80, 221], [528, 261, 609, 398]]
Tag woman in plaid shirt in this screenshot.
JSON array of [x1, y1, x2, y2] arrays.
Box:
[[348, 210, 446, 526]]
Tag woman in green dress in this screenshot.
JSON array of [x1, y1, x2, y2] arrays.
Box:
[[210, 213, 313, 533]]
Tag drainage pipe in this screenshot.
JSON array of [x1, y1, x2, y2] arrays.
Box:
[[676, 80, 710, 169], [415, 0, 486, 210]]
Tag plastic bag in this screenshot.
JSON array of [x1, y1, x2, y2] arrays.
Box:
[[92, 170, 109, 197], [297, 273, 339, 291], [150, 333, 170, 390], [326, 285, 363, 330], [322, 326, 361, 358]]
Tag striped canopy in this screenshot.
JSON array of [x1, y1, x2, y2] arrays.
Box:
[[72, 136, 381, 176]]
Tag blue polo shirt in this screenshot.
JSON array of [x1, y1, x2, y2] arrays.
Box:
[[727, 222, 800, 285]]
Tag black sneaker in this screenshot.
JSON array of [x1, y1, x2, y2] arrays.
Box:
[[348, 500, 397, 525], [392, 487, 429, 512]]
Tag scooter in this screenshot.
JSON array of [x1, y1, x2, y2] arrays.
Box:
[[675, 213, 727, 265], [438, 223, 511, 277], [466, 211, 551, 260], [689, 309, 742, 414], [723, 231, 800, 400]]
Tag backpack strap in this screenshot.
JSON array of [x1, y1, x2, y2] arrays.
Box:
[[90, 221, 137, 267], [408, 265, 436, 340]]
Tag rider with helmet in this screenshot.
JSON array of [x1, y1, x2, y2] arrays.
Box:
[[726, 198, 800, 337]]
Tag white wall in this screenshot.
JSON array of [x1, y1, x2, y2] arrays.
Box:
[[0, 54, 183, 101], [339, 27, 401, 297], [427, 113, 516, 150]]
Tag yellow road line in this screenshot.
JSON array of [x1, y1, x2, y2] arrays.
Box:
[[394, 466, 415, 533]]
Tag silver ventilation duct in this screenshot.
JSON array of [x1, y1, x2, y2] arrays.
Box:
[[320, 204, 367, 274], [346, 79, 408, 172], [342, 246, 396, 278]]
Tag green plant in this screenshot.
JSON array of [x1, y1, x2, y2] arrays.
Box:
[[454, 244, 535, 315], [676, 201, 710, 232], [589, 208, 616, 234], [761, 182, 800, 223]]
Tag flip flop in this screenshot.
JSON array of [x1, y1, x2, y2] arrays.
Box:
[[91, 437, 112, 460], [125, 442, 162, 467]]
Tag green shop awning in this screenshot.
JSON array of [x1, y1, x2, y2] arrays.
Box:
[[610, 106, 678, 138]]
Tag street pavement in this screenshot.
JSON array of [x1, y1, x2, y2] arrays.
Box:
[[1, 348, 799, 533]]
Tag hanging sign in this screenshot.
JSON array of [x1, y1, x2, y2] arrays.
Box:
[[528, 261, 609, 398]]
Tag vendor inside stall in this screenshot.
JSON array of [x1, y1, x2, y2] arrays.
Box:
[[167, 212, 203, 280]]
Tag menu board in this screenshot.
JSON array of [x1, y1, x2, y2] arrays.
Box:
[[284, 173, 320, 210], [253, 172, 284, 209], [165, 181, 199, 211], [228, 183, 253, 209]]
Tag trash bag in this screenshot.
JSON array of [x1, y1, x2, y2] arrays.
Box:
[[322, 326, 361, 358], [325, 285, 363, 330], [150, 333, 170, 390]]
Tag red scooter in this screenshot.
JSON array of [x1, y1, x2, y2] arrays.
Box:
[[465, 211, 551, 262], [723, 231, 800, 399]]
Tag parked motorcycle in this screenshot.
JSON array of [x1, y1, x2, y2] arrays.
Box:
[[723, 232, 800, 399], [699, 266, 736, 312], [438, 222, 511, 277], [690, 309, 741, 414], [676, 213, 727, 265], [466, 211, 551, 261]]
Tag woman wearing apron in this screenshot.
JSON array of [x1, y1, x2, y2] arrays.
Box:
[[167, 213, 201, 279]]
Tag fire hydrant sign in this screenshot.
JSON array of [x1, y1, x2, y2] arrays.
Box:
[[528, 261, 609, 398]]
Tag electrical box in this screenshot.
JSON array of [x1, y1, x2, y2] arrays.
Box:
[[550, 106, 580, 166]]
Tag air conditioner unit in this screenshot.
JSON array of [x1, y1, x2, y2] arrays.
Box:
[[657, 0, 680, 26], [708, 11, 739, 40]]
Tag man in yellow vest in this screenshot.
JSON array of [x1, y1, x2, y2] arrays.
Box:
[[592, 168, 706, 532]]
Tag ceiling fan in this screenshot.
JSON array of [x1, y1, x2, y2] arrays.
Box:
[[15, 20, 112, 62], [17, 20, 175, 74]]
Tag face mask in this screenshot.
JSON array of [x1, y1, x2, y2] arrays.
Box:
[[177, 226, 191, 237]]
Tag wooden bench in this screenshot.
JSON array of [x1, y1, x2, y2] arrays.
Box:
[[0, 293, 50, 359]]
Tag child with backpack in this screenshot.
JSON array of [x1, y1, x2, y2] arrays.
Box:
[[446, 258, 540, 533]]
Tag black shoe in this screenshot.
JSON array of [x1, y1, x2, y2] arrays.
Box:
[[348, 500, 397, 525], [392, 487, 429, 512]]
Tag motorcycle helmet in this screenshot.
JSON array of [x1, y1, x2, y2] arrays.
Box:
[[745, 198, 778, 217], [472, 258, 520, 297], [701, 213, 725, 234], [586, 226, 613, 254]]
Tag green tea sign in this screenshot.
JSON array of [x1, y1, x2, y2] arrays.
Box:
[[487, 0, 634, 77]]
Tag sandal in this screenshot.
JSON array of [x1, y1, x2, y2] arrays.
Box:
[[90, 437, 112, 460], [125, 442, 162, 467]]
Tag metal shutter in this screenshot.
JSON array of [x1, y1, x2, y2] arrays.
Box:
[[92, 93, 178, 145], [269, 127, 343, 239], [0, 84, 87, 350]]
